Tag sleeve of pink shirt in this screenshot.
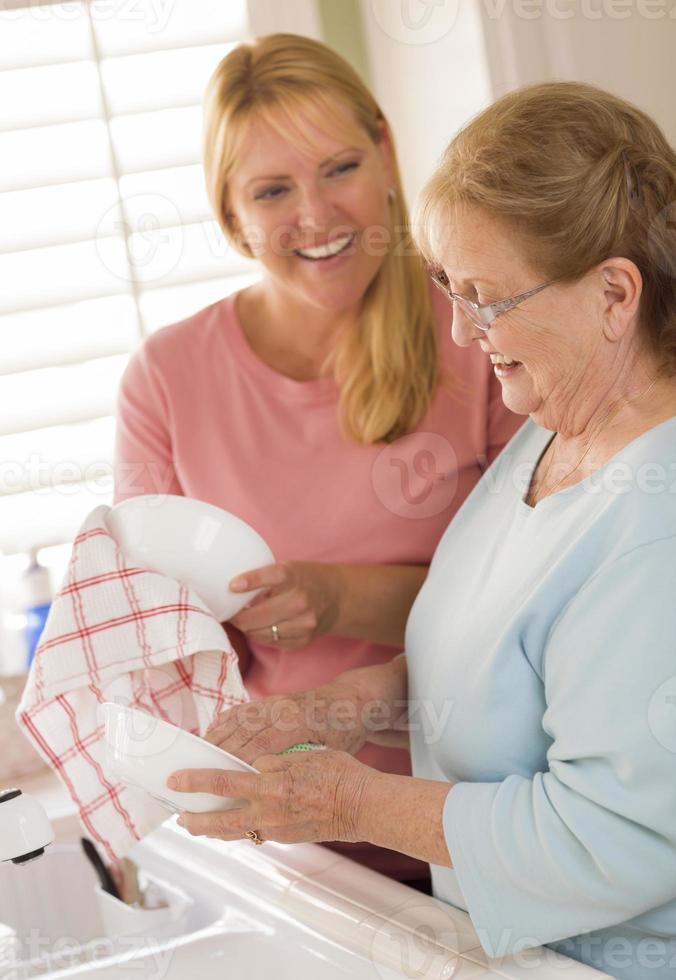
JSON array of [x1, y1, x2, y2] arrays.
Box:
[[113, 339, 183, 504]]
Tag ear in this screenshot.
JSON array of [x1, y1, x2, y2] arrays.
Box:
[[374, 118, 396, 188], [598, 257, 642, 343]]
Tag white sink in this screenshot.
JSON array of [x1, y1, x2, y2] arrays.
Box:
[[0, 815, 611, 980]]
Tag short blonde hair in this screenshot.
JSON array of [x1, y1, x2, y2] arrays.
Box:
[[203, 33, 439, 443], [416, 81, 676, 374]]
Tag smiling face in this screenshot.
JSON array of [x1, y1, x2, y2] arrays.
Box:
[[226, 100, 395, 314], [436, 205, 634, 433]]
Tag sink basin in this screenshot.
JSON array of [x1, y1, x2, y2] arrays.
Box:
[[0, 816, 612, 980]]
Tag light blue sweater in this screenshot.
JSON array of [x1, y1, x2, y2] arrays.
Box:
[[406, 417, 676, 980]]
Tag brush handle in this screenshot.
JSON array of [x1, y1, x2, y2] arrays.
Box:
[[80, 837, 121, 901]]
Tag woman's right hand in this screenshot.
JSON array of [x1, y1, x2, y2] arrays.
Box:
[[202, 675, 373, 765]]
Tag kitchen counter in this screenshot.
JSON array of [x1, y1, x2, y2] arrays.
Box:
[[2, 808, 613, 980], [4, 769, 613, 980]]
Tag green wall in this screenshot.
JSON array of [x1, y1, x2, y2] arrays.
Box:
[[316, 0, 371, 84]]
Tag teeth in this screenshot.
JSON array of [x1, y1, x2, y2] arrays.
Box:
[[296, 233, 354, 259], [490, 354, 517, 366]]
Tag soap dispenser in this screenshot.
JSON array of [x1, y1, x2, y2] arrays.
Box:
[[20, 551, 52, 670]]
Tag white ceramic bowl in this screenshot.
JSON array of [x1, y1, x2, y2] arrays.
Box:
[[100, 702, 257, 814], [104, 494, 274, 621]]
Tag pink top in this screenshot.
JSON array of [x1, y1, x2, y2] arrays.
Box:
[[113, 288, 522, 879]]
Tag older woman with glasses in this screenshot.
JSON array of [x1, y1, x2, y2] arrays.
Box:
[[168, 81, 676, 980]]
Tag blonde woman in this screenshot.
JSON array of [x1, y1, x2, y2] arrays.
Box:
[[169, 82, 676, 979], [113, 34, 520, 888]]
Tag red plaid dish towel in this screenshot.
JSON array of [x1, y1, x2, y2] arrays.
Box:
[[15, 504, 249, 862]]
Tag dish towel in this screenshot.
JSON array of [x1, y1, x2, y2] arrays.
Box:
[[15, 504, 249, 863]]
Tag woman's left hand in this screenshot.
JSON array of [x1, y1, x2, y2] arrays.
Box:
[[228, 561, 343, 649], [167, 749, 376, 845]]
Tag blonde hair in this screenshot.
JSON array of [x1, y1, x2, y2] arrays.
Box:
[[416, 81, 676, 375], [202, 33, 438, 444]]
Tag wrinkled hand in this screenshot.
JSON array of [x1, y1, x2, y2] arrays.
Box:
[[167, 750, 376, 845], [228, 561, 343, 650], [203, 677, 370, 765]]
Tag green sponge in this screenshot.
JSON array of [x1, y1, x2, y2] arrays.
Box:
[[281, 742, 326, 754]]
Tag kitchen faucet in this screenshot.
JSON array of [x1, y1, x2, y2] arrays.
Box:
[[0, 788, 54, 865]]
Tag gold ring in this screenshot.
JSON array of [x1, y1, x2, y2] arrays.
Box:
[[270, 624, 280, 643], [245, 829, 265, 845]]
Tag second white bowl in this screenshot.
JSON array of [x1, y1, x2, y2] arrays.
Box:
[[100, 702, 257, 814]]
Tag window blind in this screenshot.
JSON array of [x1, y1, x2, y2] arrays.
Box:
[[0, 0, 257, 571]]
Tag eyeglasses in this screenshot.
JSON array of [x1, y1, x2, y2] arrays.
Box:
[[429, 267, 558, 331]]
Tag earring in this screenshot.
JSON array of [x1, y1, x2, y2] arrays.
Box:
[[387, 187, 396, 203]]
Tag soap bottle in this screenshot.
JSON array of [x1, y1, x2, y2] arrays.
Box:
[[21, 550, 52, 669]]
